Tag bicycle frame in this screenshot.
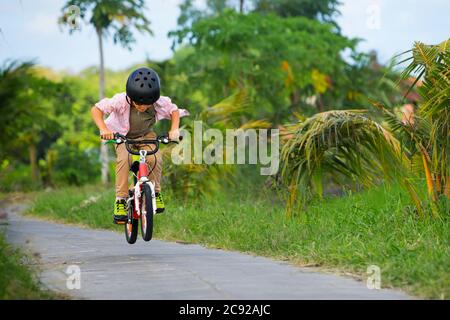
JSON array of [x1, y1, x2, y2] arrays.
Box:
[[129, 149, 157, 221], [111, 132, 180, 228]]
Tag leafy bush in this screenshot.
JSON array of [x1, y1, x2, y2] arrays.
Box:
[[49, 144, 101, 186], [0, 163, 41, 192]]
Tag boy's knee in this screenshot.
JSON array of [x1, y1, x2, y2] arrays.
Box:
[[116, 156, 126, 165], [116, 156, 130, 171]]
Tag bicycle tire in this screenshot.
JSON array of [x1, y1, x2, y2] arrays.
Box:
[[125, 201, 138, 244], [140, 183, 154, 241]]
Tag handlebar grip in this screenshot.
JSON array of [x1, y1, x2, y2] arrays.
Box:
[[158, 133, 183, 144]]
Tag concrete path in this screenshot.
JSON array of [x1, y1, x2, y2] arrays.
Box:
[[3, 203, 411, 300]]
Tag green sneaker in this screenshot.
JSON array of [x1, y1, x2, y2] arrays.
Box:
[[114, 199, 128, 224], [155, 193, 165, 213]]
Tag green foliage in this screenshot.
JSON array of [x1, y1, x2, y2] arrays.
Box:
[[161, 90, 267, 199], [323, 51, 403, 111], [0, 60, 36, 144], [0, 164, 41, 192], [280, 40, 450, 218], [177, 0, 341, 24], [176, 0, 248, 31], [0, 61, 62, 159], [170, 11, 358, 124], [0, 60, 75, 188], [47, 143, 101, 186], [253, 0, 341, 23]]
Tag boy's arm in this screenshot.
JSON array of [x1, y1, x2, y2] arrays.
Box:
[[168, 109, 180, 141], [91, 106, 114, 140]]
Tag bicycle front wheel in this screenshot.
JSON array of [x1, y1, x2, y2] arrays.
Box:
[[140, 183, 154, 241]]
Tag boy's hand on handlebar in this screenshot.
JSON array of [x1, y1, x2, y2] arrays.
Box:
[[100, 130, 114, 140], [168, 129, 180, 141]]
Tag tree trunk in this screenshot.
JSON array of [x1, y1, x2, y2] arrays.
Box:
[[290, 89, 300, 107], [239, 0, 244, 13], [29, 143, 39, 183], [96, 27, 110, 185], [317, 94, 324, 113]]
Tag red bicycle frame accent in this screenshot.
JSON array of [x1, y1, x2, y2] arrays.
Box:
[[131, 156, 150, 220], [138, 162, 149, 179]]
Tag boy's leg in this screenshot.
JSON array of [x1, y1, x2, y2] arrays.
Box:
[[115, 143, 131, 199]]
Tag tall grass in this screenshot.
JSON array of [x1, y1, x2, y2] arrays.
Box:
[[0, 233, 56, 299]]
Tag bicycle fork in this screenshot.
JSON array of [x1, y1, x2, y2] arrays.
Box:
[[132, 150, 157, 218]]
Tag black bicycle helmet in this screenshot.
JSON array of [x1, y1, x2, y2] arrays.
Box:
[[126, 67, 160, 105]]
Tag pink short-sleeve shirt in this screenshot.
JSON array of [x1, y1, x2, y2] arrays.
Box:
[[94, 93, 189, 136]]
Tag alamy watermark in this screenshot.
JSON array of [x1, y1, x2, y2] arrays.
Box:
[[366, 265, 381, 290], [170, 121, 280, 176], [65, 5, 81, 30], [366, 0, 381, 30], [66, 265, 81, 290]]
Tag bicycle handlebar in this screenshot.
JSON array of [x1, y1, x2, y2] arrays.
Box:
[[112, 132, 182, 156]]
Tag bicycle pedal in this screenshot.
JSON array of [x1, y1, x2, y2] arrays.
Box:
[[113, 216, 128, 225]]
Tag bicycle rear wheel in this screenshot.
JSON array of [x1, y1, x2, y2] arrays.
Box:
[[140, 184, 154, 241], [125, 200, 138, 244]]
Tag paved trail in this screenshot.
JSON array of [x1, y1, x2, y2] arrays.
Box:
[[3, 203, 411, 300]]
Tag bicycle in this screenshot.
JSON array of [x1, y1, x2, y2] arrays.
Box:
[[109, 132, 180, 244]]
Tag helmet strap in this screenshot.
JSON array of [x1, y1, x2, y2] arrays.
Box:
[[126, 95, 133, 107]]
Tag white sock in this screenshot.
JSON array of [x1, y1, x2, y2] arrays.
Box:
[[116, 197, 126, 201]]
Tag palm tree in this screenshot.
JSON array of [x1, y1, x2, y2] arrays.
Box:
[[374, 39, 449, 214], [59, 0, 152, 184], [0, 60, 59, 184], [279, 39, 449, 218], [279, 110, 423, 217]]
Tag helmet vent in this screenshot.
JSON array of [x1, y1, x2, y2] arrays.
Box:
[[140, 83, 144, 88], [139, 71, 143, 75], [135, 78, 140, 81], [148, 83, 152, 88], [144, 77, 148, 80], [151, 78, 156, 82]]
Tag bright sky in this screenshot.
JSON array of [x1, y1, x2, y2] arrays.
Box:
[[1, 0, 449, 73]]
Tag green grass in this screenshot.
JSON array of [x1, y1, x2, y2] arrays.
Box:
[[24, 182, 449, 299], [0, 233, 57, 299]]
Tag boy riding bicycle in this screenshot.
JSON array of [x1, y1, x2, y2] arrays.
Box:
[[91, 67, 189, 223]]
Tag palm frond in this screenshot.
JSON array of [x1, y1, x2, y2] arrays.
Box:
[[398, 38, 449, 203], [280, 110, 422, 216]]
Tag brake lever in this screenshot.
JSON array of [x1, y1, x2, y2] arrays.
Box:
[[113, 133, 127, 145], [160, 135, 183, 145], [160, 136, 170, 144]]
